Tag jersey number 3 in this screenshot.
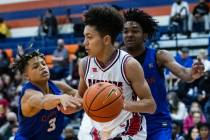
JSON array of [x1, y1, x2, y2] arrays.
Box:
[[48, 118, 56, 132]]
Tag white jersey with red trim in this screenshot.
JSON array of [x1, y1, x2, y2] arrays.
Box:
[[81, 49, 146, 138]]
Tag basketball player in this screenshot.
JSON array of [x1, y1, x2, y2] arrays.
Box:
[[122, 9, 204, 140], [12, 47, 82, 140], [77, 6, 156, 140]]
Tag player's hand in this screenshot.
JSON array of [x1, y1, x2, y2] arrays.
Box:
[[191, 57, 204, 80], [59, 94, 82, 110]]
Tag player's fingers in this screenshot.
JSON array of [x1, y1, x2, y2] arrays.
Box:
[[61, 102, 67, 110], [66, 101, 77, 108], [77, 97, 83, 104], [72, 98, 83, 106], [197, 56, 201, 62], [57, 105, 61, 111], [67, 96, 82, 106]]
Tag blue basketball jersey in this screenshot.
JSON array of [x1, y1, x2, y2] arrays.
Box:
[[137, 48, 171, 132], [15, 81, 65, 140]]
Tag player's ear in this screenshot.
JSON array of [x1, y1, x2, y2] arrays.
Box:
[[23, 72, 30, 80], [23, 69, 30, 80], [103, 35, 112, 46]]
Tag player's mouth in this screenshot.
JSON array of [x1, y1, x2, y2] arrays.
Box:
[[126, 41, 136, 45], [85, 49, 90, 53], [41, 70, 49, 77]]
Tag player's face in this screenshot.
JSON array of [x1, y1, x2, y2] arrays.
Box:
[[24, 56, 50, 82], [83, 25, 105, 57], [123, 21, 145, 52]]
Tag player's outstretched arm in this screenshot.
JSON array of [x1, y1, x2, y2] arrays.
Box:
[[123, 57, 156, 113], [53, 81, 83, 113], [157, 50, 204, 82], [21, 89, 82, 117], [53, 80, 78, 96]]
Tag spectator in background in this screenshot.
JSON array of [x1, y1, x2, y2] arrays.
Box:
[[168, 91, 188, 123], [0, 50, 10, 76], [188, 0, 209, 34], [63, 125, 77, 140], [186, 126, 200, 140], [175, 47, 193, 68], [169, 0, 190, 34], [198, 49, 210, 72], [175, 47, 194, 98], [196, 123, 210, 140], [0, 112, 18, 140], [0, 97, 8, 127], [42, 8, 58, 37], [68, 44, 86, 89], [183, 101, 206, 134], [166, 47, 193, 91], [50, 39, 69, 79], [37, 16, 48, 37], [172, 121, 185, 140], [196, 70, 210, 111], [0, 18, 10, 39]]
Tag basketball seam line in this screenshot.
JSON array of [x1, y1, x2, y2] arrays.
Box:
[[86, 84, 113, 114], [89, 92, 123, 111]]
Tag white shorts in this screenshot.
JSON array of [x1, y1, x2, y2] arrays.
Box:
[[78, 113, 147, 140]]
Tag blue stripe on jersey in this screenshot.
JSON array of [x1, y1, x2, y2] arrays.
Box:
[[15, 81, 65, 140]]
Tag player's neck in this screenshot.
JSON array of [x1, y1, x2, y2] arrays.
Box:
[[96, 46, 117, 68], [127, 46, 145, 57], [32, 81, 50, 94]]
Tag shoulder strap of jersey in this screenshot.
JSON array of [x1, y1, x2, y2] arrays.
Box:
[[81, 56, 91, 81]]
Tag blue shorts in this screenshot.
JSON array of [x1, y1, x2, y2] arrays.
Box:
[[14, 135, 28, 140], [146, 127, 172, 140], [14, 135, 64, 140]]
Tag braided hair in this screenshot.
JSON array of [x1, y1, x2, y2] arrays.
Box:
[[11, 45, 44, 73]]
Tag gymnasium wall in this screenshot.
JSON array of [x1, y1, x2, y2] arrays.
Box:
[[1, 0, 209, 38]]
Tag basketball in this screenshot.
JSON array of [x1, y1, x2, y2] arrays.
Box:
[[83, 82, 124, 122]]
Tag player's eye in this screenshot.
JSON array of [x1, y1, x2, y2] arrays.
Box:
[[87, 36, 92, 39], [32, 65, 38, 69], [132, 30, 139, 33], [41, 61, 46, 66]]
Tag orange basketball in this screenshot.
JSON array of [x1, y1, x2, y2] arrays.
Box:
[[83, 82, 124, 122]]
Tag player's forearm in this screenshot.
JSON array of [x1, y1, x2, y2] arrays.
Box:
[[42, 94, 61, 110], [177, 68, 194, 82], [28, 94, 60, 110], [123, 99, 156, 113]]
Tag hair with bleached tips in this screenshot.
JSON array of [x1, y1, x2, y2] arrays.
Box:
[[11, 45, 44, 73]]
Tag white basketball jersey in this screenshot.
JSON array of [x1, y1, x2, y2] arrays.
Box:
[[84, 49, 146, 132]]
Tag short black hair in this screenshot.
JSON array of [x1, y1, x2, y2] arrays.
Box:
[[198, 123, 210, 130], [11, 46, 44, 73], [84, 6, 123, 44], [124, 8, 158, 39]]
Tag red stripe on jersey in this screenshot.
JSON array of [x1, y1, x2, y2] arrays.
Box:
[[91, 128, 100, 140], [122, 113, 142, 136]]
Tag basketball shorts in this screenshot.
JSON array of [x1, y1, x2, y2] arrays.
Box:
[[146, 127, 172, 140], [78, 113, 147, 140]]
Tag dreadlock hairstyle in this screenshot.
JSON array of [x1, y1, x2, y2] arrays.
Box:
[[84, 6, 124, 44], [11, 45, 44, 73], [124, 8, 158, 39]]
